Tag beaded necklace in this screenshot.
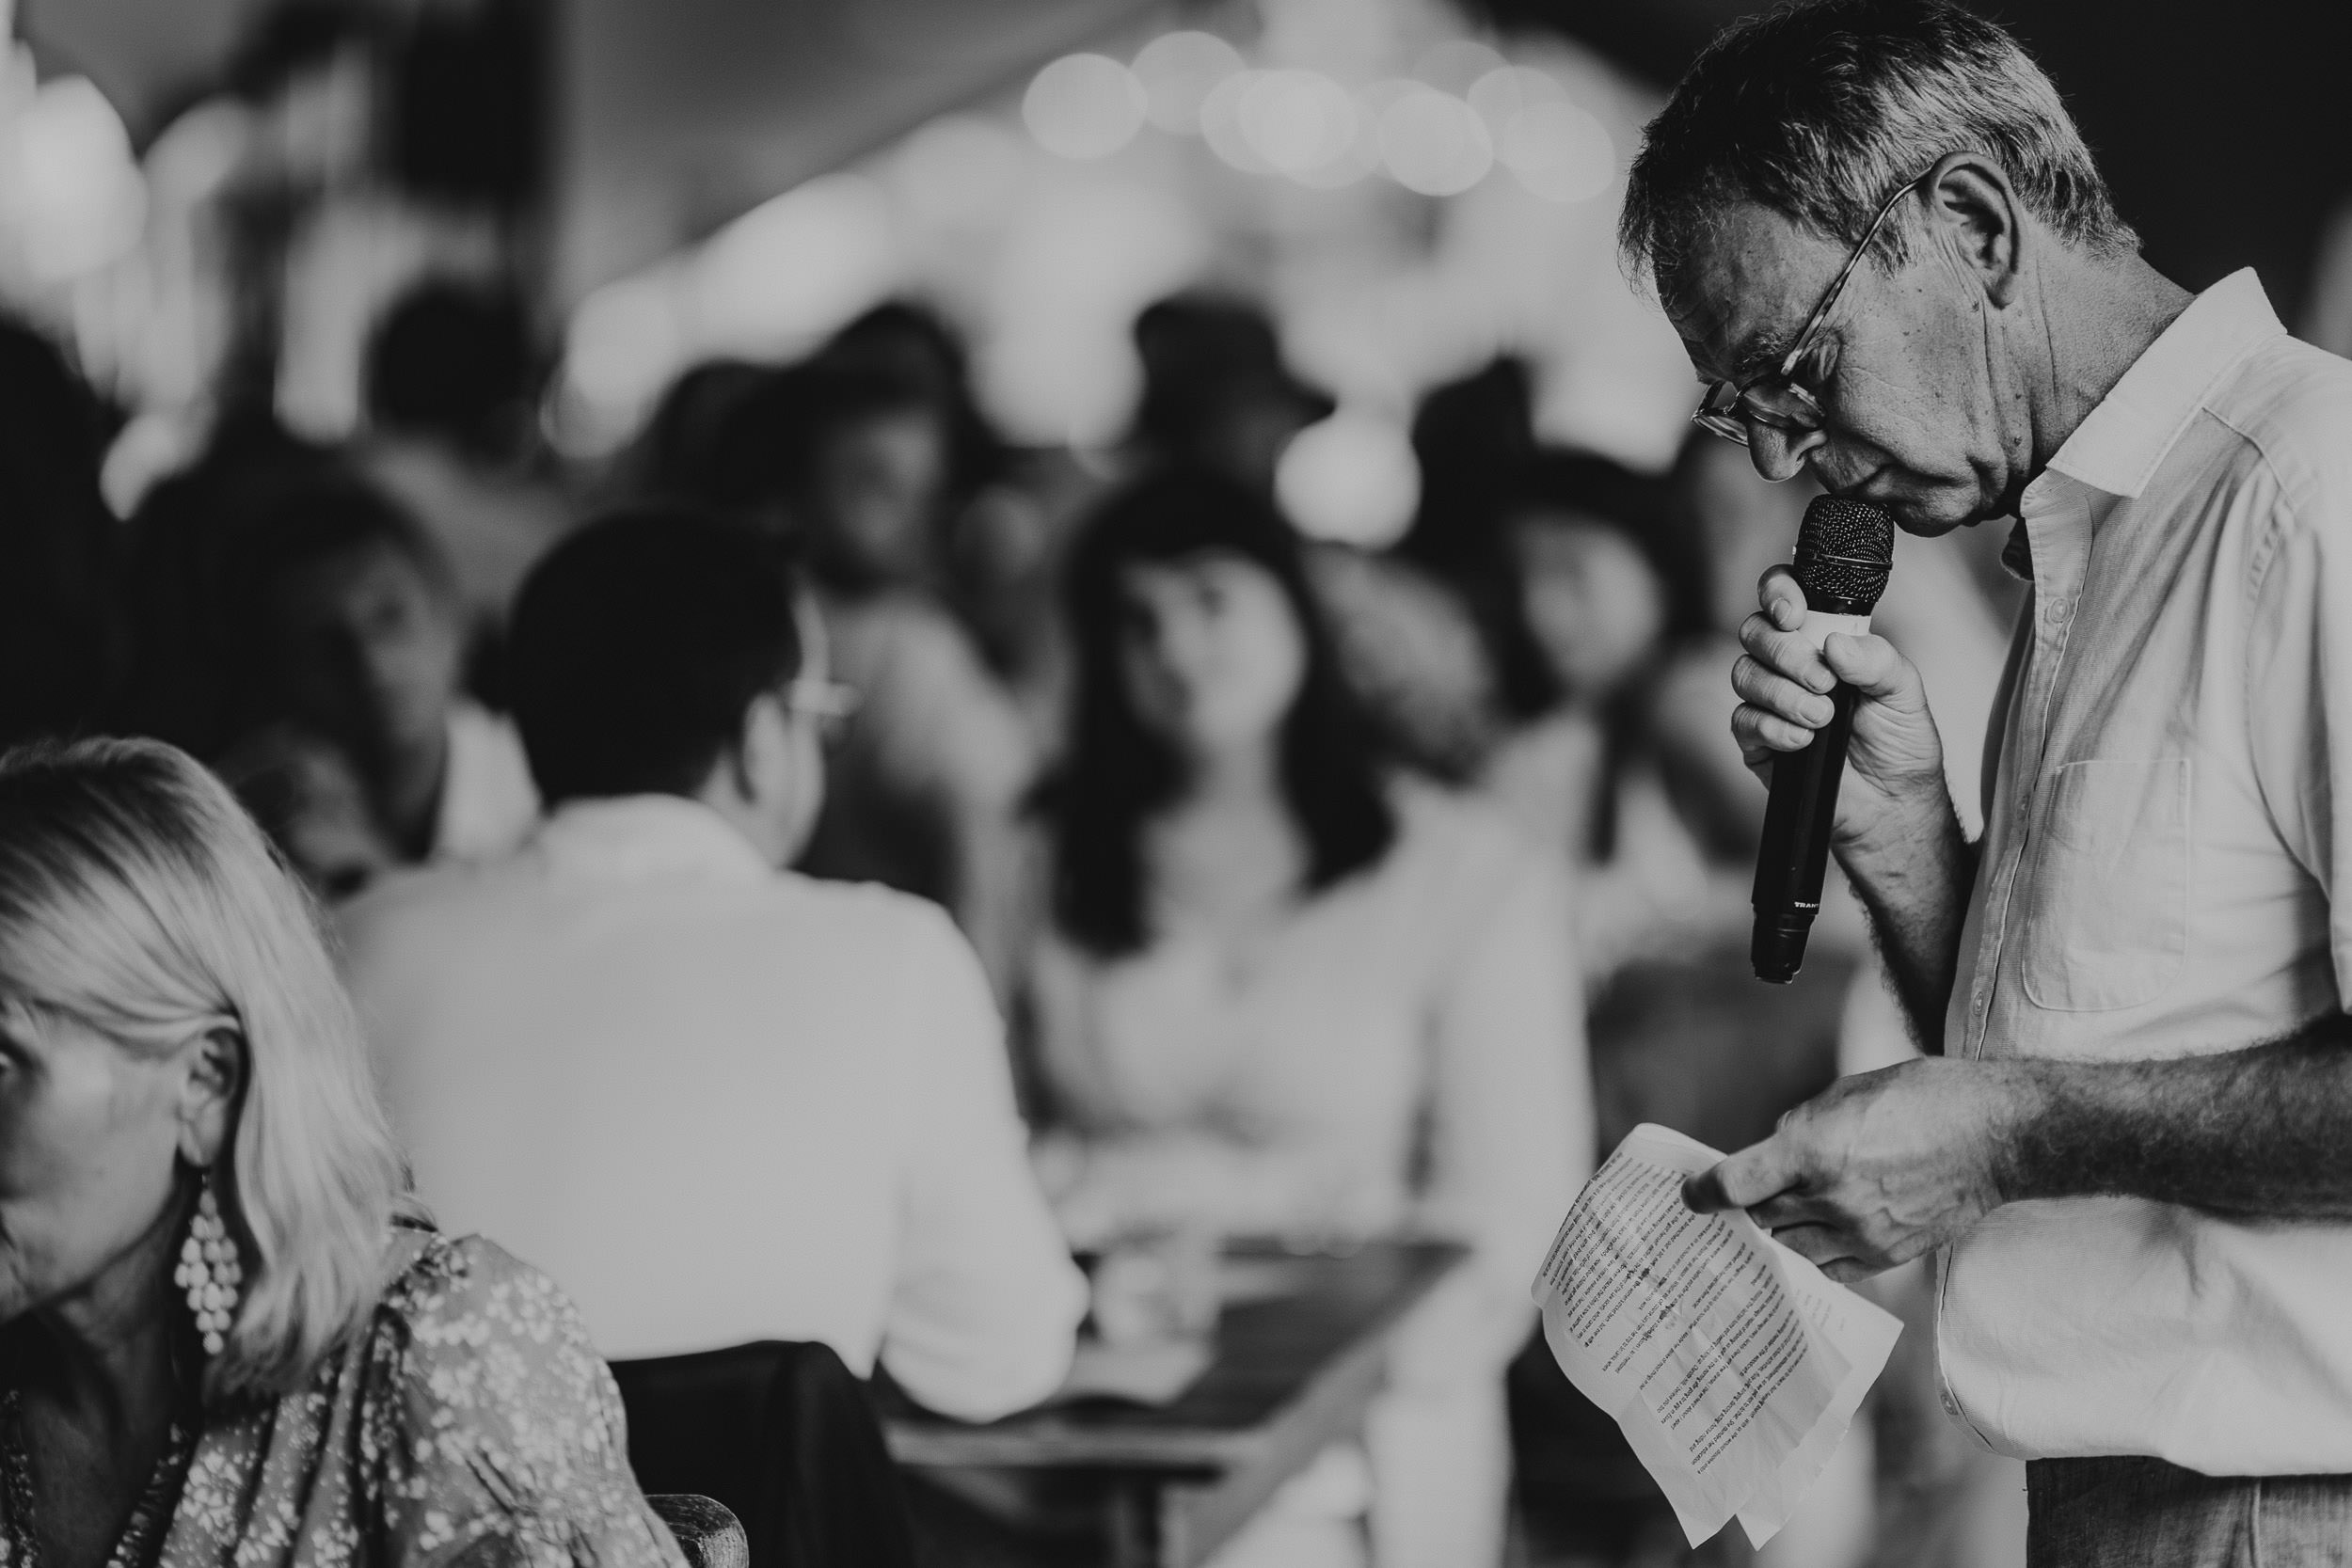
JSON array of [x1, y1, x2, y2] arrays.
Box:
[[0, 1388, 194, 1568]]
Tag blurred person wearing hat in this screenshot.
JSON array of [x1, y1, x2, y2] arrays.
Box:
[[1129, 294, 1336, 499]]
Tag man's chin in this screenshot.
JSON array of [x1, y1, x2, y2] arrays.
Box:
[[1882, 491, 1990, 538]]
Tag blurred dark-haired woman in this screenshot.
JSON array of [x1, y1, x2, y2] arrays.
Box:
[[1480, 449, 1759, 981], [1028, 468, 1590, 1568]]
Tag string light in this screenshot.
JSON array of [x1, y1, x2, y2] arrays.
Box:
[[1237, 71, 1359, 182], [563, 270, 688, 437], [893, 115, 1025, 230], [3, 75, 146, 284], [1024, 55, 1147, 162], [1499, 99, 1615, 203], [1467, 65, 1565, 142], [1377, 85, 1491, 197], [1200, 71, 1275, 175], [690, 172, 898, 354], [1279, 404, 1419, 546], [1132, 32, 1245, 136]]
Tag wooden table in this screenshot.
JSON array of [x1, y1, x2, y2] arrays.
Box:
[[883, 1240, 1468, 1568]]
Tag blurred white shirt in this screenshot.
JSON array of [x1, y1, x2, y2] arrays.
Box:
[[341, 794, 1086, 1421], [1031, 783, 1592, 1568], [432, 699, 539, 863]]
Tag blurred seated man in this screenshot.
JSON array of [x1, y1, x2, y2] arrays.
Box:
[[338, 507, 1086, 1421], [222, 472, 537, 892]]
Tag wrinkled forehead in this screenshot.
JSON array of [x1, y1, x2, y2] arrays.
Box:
[[1660, 202, 1848, 386]]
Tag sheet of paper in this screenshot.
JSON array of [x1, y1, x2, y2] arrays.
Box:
[[1529, 1123, 1901, 1548]]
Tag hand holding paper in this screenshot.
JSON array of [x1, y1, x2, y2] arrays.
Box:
[[1684, 1056, 2016, 1280], [1529, 1124, 1901, 1549]]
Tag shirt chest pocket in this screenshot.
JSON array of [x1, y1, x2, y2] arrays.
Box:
[[2021, 757, 2191, 1012]]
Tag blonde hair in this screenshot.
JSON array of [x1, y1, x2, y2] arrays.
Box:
[[0, 737, 410, 1403]]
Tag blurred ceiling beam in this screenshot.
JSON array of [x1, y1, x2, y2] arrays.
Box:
[[553, 0, 1163, 305], [17, 0, 279, 139]]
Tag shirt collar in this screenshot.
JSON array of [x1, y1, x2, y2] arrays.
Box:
[[2040, 267, 2283, 500], [531, 795, 774, 887]]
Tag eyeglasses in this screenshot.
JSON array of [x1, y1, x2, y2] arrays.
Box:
[[782, 676, 860, 740], [1692, 166, 1936, 448]]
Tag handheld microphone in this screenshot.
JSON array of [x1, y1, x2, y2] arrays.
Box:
[[1751, 496, 1895, 984]]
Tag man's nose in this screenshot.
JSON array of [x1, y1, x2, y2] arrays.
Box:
[[1748, 422, 1825, 484]]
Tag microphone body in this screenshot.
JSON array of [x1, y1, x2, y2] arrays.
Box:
[[1752, 498, 1895, 984]]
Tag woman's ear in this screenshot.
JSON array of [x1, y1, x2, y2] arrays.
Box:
[[177, 1026, 246, 1169]]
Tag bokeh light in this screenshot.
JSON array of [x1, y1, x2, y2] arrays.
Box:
[[1499, 99, 1615, 203], [1238, 71, 1359, 182], [892, 114, 1026, 230], [977, 177, 1209, 448], [1278, 404, 1419, 546], [1467, 65, 1566, 142], [1024, 54, 1147, 161], [1132, 31, 1245, 136], [1200, 71, 1275, 175], [563, 269, 689, 438], [4, 76, 147, 284], [1296, 104, 1383, 190], [1413, 38, 1508, 96], [690, 172, 898, 354], [1377, 86, 1492, 197]]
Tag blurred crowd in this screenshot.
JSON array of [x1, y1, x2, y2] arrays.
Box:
[[0, 265, 2024, 1566]]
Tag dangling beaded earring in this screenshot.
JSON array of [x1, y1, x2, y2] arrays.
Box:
[[176, 1173, 243, 1357]]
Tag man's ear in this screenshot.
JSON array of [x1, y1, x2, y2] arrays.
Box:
[[177, 1027, 246, 1169], [735, 691, 791, 802], [1923, 152, 2025, 309]]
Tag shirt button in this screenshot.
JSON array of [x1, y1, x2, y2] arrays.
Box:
[[2043, 597, 2069, 623]]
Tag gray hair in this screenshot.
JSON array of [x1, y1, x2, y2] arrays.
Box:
[[1621, 0, 2137, 301], [0, 737, 415, 1405]]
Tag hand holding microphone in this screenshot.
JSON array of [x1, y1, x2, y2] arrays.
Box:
[[1737, 498, 1947, 982]]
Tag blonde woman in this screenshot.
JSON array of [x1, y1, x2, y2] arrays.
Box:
[[0, 738, 681, 1568]]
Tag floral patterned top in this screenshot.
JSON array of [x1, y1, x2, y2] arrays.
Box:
[[0, 1227, 686, 1568]]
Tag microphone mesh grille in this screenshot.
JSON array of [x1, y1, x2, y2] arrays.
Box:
[[1793, 497, 1895, 611]]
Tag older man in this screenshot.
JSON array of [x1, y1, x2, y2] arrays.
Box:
[[1629, 2, 2352, 1560]]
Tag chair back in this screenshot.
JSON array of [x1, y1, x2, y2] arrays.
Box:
[[645, 1495, 749, 1568], [611, 1340, 917, 1568]]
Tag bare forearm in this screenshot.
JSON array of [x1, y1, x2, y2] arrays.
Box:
[[2001, 1014, 2352, 1219], [1835, 790, 1975, 1053]]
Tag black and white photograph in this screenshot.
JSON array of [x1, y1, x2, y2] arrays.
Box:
[[1, 0, 2349, 1564]]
